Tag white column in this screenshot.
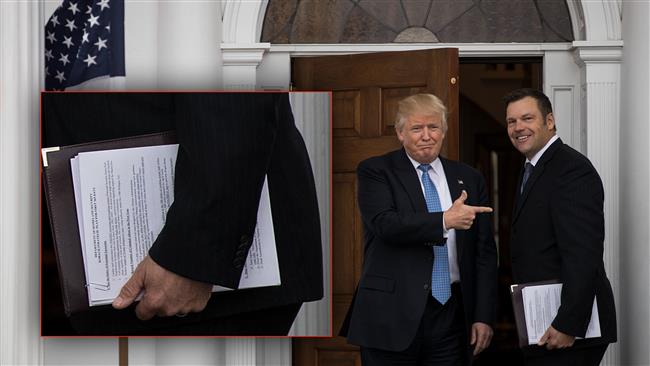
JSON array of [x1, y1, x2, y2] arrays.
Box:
[[257, 51, 291, 90], [574, 43, 622, 366], [155, 339, 225, 365], [619, 1, 650, 364], [146, 1, 229, 364], [123, 1, 160, 89], [157, 1, 222, 89], [225, 339, 257, 366], [0, 1, 43, 365], [128, 338, 157, 366], [288, 93, 331, 337], [256, 339, 292, 366], [221, 43, 270, 89], [43, 340, 118, 365], [221, 3, 294, 364], [221, 1, 270, 90]]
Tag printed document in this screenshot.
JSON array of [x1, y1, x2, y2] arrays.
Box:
[[70, 144, 281, 306], [522, 283, 601, 345]]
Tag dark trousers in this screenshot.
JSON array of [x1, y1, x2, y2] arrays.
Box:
[[525, 344, 608, 366], [361, 284, 467, 366]]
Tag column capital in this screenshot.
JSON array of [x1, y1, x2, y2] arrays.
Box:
[[573, 41, 623, 66], [221, 43, 271, 67], [221, 43, 270, 89]]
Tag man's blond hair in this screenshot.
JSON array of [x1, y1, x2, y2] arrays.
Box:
[[395, 93, 448, 132]]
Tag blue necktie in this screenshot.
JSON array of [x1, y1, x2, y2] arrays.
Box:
[[417, 164, 451, 304], [521, 162, 533, 193]]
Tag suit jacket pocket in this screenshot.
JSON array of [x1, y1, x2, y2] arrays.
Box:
[[360, 274, 395, 293]]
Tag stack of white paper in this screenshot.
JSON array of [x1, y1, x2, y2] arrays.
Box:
[[521, 283, 601, 345], [70, 144, 281, 306]]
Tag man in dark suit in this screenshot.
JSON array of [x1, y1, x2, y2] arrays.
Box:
[[42, 92, 323, 335], [340, 94, 498, 365], [504, 88, 617, 365]]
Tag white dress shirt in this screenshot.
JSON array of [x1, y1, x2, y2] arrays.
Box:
[[405, 153, 460, 284], [527, 135, 559, 167]]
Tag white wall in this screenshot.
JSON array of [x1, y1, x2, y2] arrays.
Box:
[[544, 51, 584, 152], [620, 1, 650, 365]]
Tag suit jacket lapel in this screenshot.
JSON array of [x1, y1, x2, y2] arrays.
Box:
[[513, 138, 563, 223], [441, 158, 464, 263], [392, 149, 428, 213]]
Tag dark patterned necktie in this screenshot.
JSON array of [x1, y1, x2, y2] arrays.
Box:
[[521, 162, 533, 193]]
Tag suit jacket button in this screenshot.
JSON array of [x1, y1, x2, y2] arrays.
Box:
[[240, 234, 250, 245], [233, 258, 244, 269], [424, 284, 429, 290]]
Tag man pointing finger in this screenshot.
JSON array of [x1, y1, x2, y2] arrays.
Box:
[[340, 93, 498, 366]]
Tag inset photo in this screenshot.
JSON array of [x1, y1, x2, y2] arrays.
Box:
[[41, 91, 331, 337]]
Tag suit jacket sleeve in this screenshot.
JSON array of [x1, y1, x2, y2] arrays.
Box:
[[472, 172, 498, 326], [550, 159, 605, 337], [357, 158, 446, 246], [148, 93, 285, 288]]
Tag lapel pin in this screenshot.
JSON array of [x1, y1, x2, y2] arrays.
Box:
[[457, 179, 464, 185]]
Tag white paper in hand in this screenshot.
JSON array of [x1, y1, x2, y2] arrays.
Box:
[[71, 144, 281, 306], [521, 283, 601, 345]]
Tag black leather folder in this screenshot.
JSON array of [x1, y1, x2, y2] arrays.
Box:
[[510, 279, 560, 348], [41, 131, 176, 316]]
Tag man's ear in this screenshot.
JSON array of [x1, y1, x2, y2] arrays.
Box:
[[395, 127, 405, 143], [545, 112, 555, 131]]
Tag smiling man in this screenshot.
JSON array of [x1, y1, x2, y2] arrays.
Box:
[[340, 93, 497, 365], [504, 88, 617, 365]]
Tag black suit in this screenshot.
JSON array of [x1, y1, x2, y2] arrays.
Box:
[[511, 138, 616, 363], [340, 148, 497, 364], [42, 92, 323, 335]]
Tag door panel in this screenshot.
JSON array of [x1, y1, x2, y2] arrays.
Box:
[[292, 49, 459, 366]]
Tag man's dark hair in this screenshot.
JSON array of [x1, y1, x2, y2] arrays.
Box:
[[503, 88, 556, 131]]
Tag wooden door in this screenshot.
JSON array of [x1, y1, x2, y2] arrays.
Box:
[[292, 49, 459, 366]]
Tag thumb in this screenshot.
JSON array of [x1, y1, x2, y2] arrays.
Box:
[[537, 328, 551, 346], [470, 325, 477, 345], [112, 261, 146, 309], [455, 190, 468, 205]]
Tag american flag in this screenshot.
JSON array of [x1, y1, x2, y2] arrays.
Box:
[[45, 0, 125, 90]]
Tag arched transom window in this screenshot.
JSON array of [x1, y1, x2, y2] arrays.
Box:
[[261, 0, 574, 43]]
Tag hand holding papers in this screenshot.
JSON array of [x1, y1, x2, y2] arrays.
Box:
[[112, 255, 214, 320], [510, 281, 601, 347], [70, 144, 281, 307]]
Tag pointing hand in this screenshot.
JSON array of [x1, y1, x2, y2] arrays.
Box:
[[443, 190, 493, 230]]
